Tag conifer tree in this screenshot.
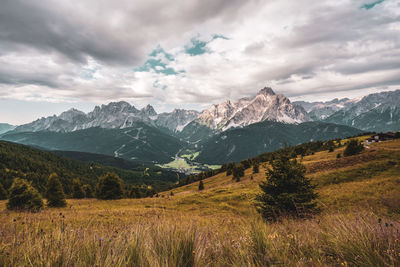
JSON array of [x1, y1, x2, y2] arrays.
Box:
[[82, 184, 93, 198], [233, 164, 245, 181], [96, 172, 124, 200], [343, 139, 364, 157], [0, 183, 7, 200], [72, 178, 85, 199], [45, 173, 67, 207], [198, 180, 204, 191], [252, 164, 259, 174], [255, 156, 317, 221], [7, 178, 43, 212]]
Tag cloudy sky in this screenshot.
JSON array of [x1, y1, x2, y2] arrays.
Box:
[[1, 0, 399, 124]]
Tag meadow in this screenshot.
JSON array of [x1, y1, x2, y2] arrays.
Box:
[[0, 138, 400, 266]]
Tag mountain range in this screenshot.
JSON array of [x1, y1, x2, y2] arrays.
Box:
[[1, 87, 399, 168], [293, 98, 355, 120], [0, 123, 15, 135], [295, 89, 400, 132]]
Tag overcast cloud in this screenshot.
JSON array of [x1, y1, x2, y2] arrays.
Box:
[[1, 0, 400, 124]]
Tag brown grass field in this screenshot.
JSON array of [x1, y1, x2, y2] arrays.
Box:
[[0, 138, 400, 266]]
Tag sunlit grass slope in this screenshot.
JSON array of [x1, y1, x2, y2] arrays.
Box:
[[0, 138, 399, 266]]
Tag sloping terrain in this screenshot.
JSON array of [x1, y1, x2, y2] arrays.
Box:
[[1, 137, 399, 266], [0, 123, 14, 134], [162, 137, 400, 217], [324, 89, 400, 132], [0, 141, 179, 194], [1, 122, 184, 163], [196, 121, 364, 164]]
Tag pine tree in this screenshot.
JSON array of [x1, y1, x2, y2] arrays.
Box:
[[0, 183, 8, 200], [343, 139, 364, 157], [7, 178, 43, 212], [45, 173, 67, 207], [233, 164, 245, 181], [72, 178, 85, 199], [252, 164, 259, 174], [255, 156, 317, 221], [96, 172, 124, 200], [82, 184, 93, 198], [198, 180, 204, 191]]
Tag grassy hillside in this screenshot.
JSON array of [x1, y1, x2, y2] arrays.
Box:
[[0, 138, 399, 266], [0, 141, 179, 194]]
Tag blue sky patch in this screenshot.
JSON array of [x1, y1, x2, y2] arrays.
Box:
[[361, 0, 385, 10], [185, 34, 229, 56], [135, 47, 178, 75], [185, 38, 208, 56], [212, 34, 229, 40]]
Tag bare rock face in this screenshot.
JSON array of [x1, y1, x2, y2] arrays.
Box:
[[196, 87, 311, 130], [155, 109, 200, 132], [294, 98, 355, 120], [323, 89, 400, 132], [14, 101, 153, 133], [13, 101, 200, 133]]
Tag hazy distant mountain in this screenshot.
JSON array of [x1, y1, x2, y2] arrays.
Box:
[[0, 123, 15, 135], [324, 90, 400, 132], [13, 102, 199, 134], [196, 121, 364, 164], [294, 98, 356, 120], [195, 87, 311, 131]]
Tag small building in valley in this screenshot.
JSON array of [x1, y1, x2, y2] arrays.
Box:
[[365, 132, 397, 145]]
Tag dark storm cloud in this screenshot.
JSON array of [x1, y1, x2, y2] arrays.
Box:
[[1, 0, 400, 109], [0, 0, 254, 66]]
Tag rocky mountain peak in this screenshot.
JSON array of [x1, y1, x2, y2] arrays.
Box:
[[141, 104, 157, 117], [196, 87, 311, 130], [258, 87, 276, 96]]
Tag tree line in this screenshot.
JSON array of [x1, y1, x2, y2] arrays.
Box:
[[2, 171, 157, 211], [0, 141, 179, 197]]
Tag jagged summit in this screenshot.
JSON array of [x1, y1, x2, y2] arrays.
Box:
[[12, 87, 312, 133], [258, 87, 276, 96], [141, 104, 157, 117], [196, 87, 311, 130]]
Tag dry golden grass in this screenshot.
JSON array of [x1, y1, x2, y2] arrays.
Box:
[[0, 138, 399, 266]]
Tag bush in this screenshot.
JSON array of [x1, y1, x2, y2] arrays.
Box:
[[240, 159, 251, 169], [233, 164, 245, 181], [337, 153, 342, 159], [395, 132, 400, 139], [96, 172, 124, 200], [255, 156, 317, 221], [253, 164, 259, 174], [82, 184, 94, 198], [7, 178, 43, 212], [0, 183, 8, 200], [72, 178, 85, 199], [198, 180, 204, 191], [45, 173, 67, 207], [343, 139, 364, 157]]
